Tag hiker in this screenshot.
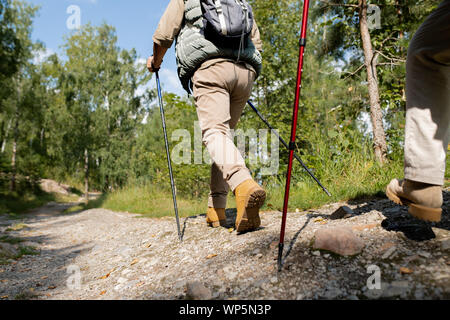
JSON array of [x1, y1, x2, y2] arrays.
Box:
[[147, 0, 266, 232], [386, 0, 450, 222]]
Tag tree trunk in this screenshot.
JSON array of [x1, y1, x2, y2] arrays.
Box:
[[10, 110, 19, 192], [84, 148, 89, 204], [359, 0, 387, 163]]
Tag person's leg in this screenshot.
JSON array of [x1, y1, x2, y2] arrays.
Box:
[[227, 62, 266, 232], [404, 1, 450, 185], [386, 1, 450, 222], [206, 62, 254, 224], [206, 163, 228, 227], [192, 61, 253, 228]]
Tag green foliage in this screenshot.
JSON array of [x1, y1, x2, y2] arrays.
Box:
[[0, 1, 444, 217]]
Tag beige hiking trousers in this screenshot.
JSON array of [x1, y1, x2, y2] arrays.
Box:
[[404, 0, 450, 186], [192, 59, 256, 209]]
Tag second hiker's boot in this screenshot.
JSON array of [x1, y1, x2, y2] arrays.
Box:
[[206, 207, 226, 228], [234, 179, 266, 233], [386, 179, 443, 222]]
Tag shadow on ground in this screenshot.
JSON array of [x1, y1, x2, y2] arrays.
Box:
[[0, 199, 102, 300], [347, 190, 449, 241]]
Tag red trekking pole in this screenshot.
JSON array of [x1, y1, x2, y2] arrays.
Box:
[[278, 0, 311, 272]]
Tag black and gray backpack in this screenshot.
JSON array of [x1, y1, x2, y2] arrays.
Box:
[[201, 0, 254, 47]]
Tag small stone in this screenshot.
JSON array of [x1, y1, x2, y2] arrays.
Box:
[[312, 251, 321, 256], [270, 276, 278, 284], [117, 277, 128, 284], [382, 246, 397, 260], [381, 281, 410, 298], [417, 251, 431, 258], [439, 238, 450, 251], [186, 282, 212, 300], [414, 289, 425, 299], [330, 206, 354, 220], [312, 227, 364, 256], [322, 287, 342, 299], [431, 228, 450, 240], [121, 269, 132, 275]]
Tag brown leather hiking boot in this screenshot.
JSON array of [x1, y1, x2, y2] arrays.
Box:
[[206, 208, 226, 228], [386, 179, 443, 222], [234, 179, 266, 233]]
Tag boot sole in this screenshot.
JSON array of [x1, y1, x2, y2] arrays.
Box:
[[207, 220, 226, 228], [236, 189, 266, 233], [386, 187, 442, 222]]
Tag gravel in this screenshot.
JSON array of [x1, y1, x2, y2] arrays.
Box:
[[0, 189, 448, 300]]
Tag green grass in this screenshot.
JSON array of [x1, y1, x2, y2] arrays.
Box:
[[0, 244, 39, 265], [76, 158, 404, 218], [0, 191, 55, 217], [5, 223, 29, 231], [264, 158, 404, 212], [88, 185, 210, 218], [0, 186, 80, 218], [0, 235, 24, 244]]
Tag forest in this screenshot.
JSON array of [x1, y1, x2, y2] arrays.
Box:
[[0, 0, 447, 217]]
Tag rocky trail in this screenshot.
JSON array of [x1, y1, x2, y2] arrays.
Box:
[[0, 190, 449, 300]]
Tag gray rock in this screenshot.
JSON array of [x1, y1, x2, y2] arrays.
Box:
[[330, 206, 354, 220], [439, 238, 450, 251], [431, 227, 450, 240], [0, 242, 19, 258], [364, 287, 383, 300], [117, 277, 128, 284], [381, 281, 411, 298], [418, 251, 431, 258], [186, 281, 212, 300], [321, 287, 342, 299], [117, 246, 132, 258], [313, 227, 364, 256], [414, 289, 425, 300], [381, 246, 397, 260]]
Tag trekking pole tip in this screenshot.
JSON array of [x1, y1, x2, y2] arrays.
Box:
[[277, 243, 284, 272]]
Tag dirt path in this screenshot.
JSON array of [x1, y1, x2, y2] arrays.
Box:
[[0, 191, 449, 300]]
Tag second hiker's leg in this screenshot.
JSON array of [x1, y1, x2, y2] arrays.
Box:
[[386, 1, 450, 222]]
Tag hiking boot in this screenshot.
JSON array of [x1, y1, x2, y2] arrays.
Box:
[[206, 207, 226, 228], [234, 179, 266, 233], [386, 179, 443, 222]]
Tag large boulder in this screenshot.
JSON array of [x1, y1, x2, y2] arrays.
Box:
[[39, 179, 71, 195], [313, 227, 364, 256]]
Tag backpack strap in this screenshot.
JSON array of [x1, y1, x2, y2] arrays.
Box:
[[214, 0, 228, 36]]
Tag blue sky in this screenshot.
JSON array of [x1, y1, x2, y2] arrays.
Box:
[[27, 0, 185, 95]]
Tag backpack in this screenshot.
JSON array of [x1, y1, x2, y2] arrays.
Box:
[[200, 0, 254, 47]]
